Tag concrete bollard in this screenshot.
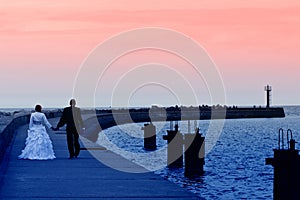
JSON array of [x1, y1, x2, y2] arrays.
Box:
[[184, 128, 205, 177], [163, 125, 183, 168], [141, 123, 156, 150], [266, 129, 300, 200]]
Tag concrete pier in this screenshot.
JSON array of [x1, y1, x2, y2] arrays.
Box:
[[163, 125, 184, 168], [184, 131, 205, 177], [0, 117, 201, 199], [142, 123, 157, 150], [266, 129, 300, 200]]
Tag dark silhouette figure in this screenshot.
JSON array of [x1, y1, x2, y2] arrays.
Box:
[[55, 99, 84, 159]]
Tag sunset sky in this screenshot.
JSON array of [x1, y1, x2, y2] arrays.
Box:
[[0, 0, 300, 108]]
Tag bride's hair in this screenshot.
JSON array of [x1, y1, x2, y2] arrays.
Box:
[[35, 105, 42, 112]]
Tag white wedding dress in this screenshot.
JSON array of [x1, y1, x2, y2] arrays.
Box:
[[18, 112, 56, 160]]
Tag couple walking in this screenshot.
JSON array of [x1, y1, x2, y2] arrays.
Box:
[[18, 99, 85, 160]]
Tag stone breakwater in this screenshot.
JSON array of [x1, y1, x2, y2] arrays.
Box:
[[83, 106, 285, 142]]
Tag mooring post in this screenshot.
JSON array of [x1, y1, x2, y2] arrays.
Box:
[[163, 124, 183, 168], [141, 123, 156, 150], [184, 128, 205, 177], [266, 129, 300, 200]]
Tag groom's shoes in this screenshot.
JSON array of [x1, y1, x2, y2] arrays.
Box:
[[69, 156, 74, 159], [74, 152, 79, 158]]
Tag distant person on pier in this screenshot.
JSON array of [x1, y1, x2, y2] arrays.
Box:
[[18, 104, 56, 160], [54, 99, 85, 159]]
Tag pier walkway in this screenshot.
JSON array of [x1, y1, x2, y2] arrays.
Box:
[[0, 118, 200, 199]]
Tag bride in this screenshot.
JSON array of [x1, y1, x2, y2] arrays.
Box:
[[18, 104, 56, 160]]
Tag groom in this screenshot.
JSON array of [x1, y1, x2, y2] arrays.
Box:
[[55, 99, 85, 159]]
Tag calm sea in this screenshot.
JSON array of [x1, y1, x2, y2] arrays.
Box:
[[97, 106, 300, 199]]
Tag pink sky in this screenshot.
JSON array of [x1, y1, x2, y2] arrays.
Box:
[[0, 0, 300, 107]]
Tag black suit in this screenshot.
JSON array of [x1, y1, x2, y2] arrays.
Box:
[[57, 106, 84, 158]]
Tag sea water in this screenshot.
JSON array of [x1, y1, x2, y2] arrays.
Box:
[[97, 106, 300, 199]]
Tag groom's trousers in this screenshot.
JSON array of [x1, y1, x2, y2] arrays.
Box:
[[66, 126, 80, 157]]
